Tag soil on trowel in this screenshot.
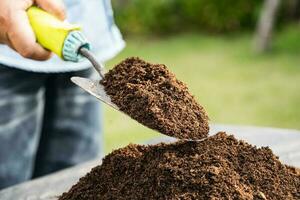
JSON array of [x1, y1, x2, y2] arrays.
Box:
[[59, 132, 300, 200], [100, 57, 209, 140]]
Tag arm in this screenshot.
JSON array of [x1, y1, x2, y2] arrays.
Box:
[[0, 0, 65, 60]]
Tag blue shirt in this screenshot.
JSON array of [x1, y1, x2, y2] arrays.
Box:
[[0, 0, 125, 73]]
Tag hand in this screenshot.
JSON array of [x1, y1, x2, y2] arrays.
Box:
[[0, 0, 65, 61]]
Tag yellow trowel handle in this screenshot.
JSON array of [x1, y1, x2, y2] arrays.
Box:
[[27, 6, 82, 59]]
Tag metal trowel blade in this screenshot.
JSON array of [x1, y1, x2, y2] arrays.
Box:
[[71, 76, 119, 110]]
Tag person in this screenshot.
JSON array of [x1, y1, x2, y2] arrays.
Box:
[[0, 0, 124, 189]]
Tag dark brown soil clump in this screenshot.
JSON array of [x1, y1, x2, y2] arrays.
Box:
[[100, 57, 209, 140], [59, 132, 300, 200]]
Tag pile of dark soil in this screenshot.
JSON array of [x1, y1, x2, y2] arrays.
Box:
[[100, 57, 209, 140], [59, 132, 300, 200]]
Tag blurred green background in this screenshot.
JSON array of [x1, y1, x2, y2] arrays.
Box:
[[103, 0, 300, 153]]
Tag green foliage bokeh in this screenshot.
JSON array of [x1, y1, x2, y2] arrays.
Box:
[[112, 0, 262, 35]]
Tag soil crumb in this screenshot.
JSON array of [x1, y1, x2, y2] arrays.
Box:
[[59, 132, 300, 200], [100, 57, 209, 140]]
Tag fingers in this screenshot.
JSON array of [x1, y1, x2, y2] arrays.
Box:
[[0, 30, 8, 44], [35, 0, 66, 20], [0, 0, 65, 60], [7, 10, 52, 60]]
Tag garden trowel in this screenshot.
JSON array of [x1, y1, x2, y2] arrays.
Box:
[[28, 7, 210, 141], [27, 6, 119, 110]]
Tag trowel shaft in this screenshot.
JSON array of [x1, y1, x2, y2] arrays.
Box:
[[78, 48, 106, 79]]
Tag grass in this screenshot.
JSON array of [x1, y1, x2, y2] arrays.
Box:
[[103, 25, 300, 153]]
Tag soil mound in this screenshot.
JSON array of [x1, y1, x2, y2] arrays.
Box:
[[59, 132, 300, 200], [100, 57, 209, 140]]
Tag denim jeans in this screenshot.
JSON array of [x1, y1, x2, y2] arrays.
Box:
[[0, 65, 103, 189]]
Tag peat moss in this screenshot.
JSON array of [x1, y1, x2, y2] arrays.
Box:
[[59, 133, 300, 200], [100, 57, 209, 140]]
